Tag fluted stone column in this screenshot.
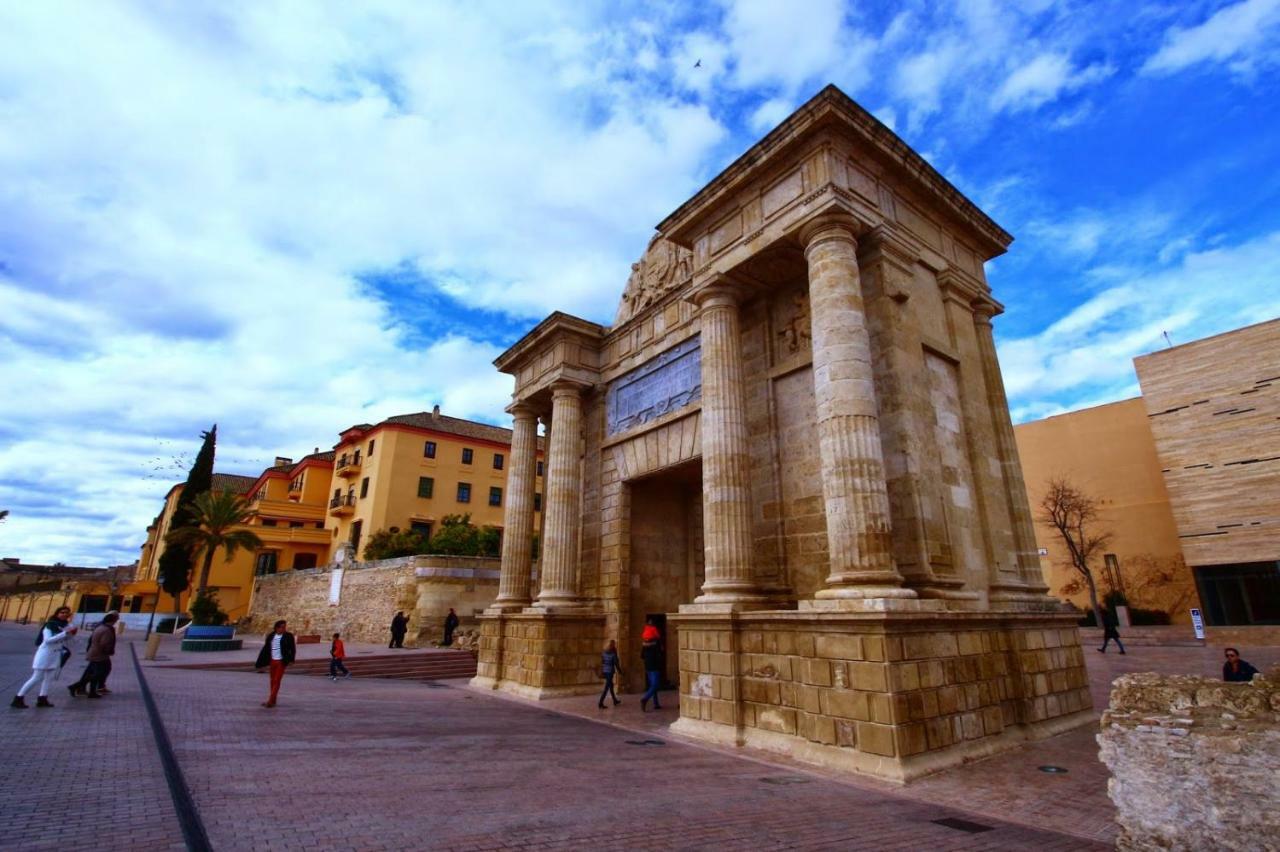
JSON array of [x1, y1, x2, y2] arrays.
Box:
[[801, 217, 914, 600], [860, 228, 971, 602], [972, 302, 1051, 596], [689, 281, 764, 607], [492, 403, 538, 611], [533, 383, 584, 609]]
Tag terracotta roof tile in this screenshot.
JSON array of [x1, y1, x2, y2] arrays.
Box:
[[211, 473, 257, 494]]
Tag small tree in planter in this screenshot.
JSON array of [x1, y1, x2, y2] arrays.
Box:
[[188, 591, 229, 627], [427, 514, 481, 556]]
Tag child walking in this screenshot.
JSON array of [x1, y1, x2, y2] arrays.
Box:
[[329, 632, 351, 680]]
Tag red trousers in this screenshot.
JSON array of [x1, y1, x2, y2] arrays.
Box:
[[267, 660, 286, 705]]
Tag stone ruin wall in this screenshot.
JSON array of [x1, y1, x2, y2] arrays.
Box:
[[244, 555, 500, 647], [1099, 670, 1280, 852]]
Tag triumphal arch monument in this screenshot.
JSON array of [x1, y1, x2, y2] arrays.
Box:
[[473, 86, 1091, 782]]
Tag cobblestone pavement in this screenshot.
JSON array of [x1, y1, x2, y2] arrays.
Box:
[[4, 622, 1276, 851], [0, 626, 185, 851]]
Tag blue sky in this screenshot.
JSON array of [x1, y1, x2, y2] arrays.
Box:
[[2, 0, 1278, 566]]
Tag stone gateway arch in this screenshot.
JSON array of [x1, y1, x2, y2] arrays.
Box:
[[472, 85, 1091, 782]]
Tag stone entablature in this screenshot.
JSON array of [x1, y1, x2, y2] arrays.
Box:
[[474, 84, 1085, 782], [1099, 671, 1280, 851]]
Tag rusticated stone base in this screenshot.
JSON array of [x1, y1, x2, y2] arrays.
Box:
[[1099, 670, 1280, 852], [667, 608, 1091, 783], [472, 610, 605, 698]]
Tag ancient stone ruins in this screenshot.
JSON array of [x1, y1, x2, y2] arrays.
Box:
[[472, 85, 1091, 782]]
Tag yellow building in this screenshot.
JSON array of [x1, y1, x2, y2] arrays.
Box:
[[241, 451, 336, 577], [327, 406, 543, 558], [1014, 398, 1196, 623], [134, 471, 260, 618]]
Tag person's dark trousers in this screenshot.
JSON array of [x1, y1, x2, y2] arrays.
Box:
[[390, 633, 405, 649], [598, 673, 619, 708], [71, 661, 107, 696], [1100, 635, 1126, 653], [641, 669, 661, 709], [329, 658, 349, 677], [443, 629, 454, 646], [93, 659, 112, 692]]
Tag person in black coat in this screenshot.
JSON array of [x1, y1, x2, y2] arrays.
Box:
[[1098, 608, 1126, 654], [443, 608, 459, 646], [1223, 647, 1260, 682], [255, 620, 296, 708], [389, 611, 408, 649]]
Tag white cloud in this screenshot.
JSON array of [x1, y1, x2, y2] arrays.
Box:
[[0, 1, 732, 564], [991, 54, 1114, 113], [999, 230, 1280, 415], [1142, 0, 1280, 77]]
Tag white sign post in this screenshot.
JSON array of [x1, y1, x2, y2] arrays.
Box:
[[328, 568, 344, 607], [1190, 608, 1206, 640]]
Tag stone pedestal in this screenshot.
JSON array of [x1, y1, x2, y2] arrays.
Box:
[[668, 608, 1092, 783], [472, 610, 605, 698]]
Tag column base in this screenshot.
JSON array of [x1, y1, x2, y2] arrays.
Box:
[[484, 599, 531, 615], [526, 599, 593, 615], [798, 597, 945, 613]]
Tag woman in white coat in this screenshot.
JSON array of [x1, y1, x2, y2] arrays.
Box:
[[11, 606, 78, 709]]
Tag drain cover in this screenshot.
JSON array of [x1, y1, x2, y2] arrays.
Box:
[[932, 817, 994, 834], [624, 739, 666, 746], [1038, 765, 1069, 774], [759, 776, 812, 785]]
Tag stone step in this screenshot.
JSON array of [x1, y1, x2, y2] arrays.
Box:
[[1077, 627, 1205, 647]]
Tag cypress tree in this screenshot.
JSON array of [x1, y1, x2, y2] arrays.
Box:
[[158, 425, 217, 602]]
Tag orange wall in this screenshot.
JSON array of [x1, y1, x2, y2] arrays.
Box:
[[1014, 398, 1196, 622]]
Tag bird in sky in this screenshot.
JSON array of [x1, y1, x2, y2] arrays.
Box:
[[694, 59, 701, 68]]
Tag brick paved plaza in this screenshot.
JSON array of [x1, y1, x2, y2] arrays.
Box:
[[2, 623, 1276, 851]]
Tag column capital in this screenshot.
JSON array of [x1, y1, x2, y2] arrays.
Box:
[[548, 380, 587, 400], [970, 297, 1002, 325], [688, 273, 747, 310], [506, 400, 539, 419], [858, 224, 916, 270], [799, 213, 861, 256]]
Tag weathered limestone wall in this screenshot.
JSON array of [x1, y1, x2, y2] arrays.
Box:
[[474, 612, 604, 697], [245, 555, 500, 646], [670, 611, 1090, 782], [1099, 671, 1280, 852]]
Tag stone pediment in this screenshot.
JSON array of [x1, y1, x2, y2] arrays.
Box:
[[613, 234, 694, 327]]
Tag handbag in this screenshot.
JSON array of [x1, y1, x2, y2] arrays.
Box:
[[59, 646, 72, 668]]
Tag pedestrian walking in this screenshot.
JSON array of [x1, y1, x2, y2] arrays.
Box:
[[598, 639, 622, 709], [329, 632, 350, 680], [1223, 647, 1260, 682], [1098, 607, 1126, 654], [255, 619, 296, 707], [443, 608, 459, 646], [640, 636, 663, 712], [69, 611, 118, 699], [389, 611, 408, 649], [11, 606, 78, 709]]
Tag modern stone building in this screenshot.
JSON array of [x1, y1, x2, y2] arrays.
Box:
[[1015, 317, 1280, 640], [473, 86, 1090, 782]]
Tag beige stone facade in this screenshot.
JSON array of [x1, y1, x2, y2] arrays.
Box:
[[473, 85, 1090, 782], [245, 553, 500, 646]]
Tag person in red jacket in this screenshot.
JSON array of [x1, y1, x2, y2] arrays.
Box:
[[329, 632, 351, 681]]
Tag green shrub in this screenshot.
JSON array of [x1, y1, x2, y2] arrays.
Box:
[[363, 527, 432, 560], [189, 592, 229, 626], [428, 514, 481, 556]]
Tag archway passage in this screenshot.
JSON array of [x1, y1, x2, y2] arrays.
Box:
[[626, 460, 703, 694]]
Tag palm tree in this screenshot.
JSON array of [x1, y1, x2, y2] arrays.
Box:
[[165, 490, 263, 597]]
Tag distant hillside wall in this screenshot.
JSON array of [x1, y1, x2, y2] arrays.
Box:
[[244, 555, 501, 646]]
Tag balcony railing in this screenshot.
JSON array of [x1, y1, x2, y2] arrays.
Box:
[[329, 494, 357, 515], [335, 451, 362, 478]]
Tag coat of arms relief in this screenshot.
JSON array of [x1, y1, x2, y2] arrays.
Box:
[[613, 235, 693, 326]]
